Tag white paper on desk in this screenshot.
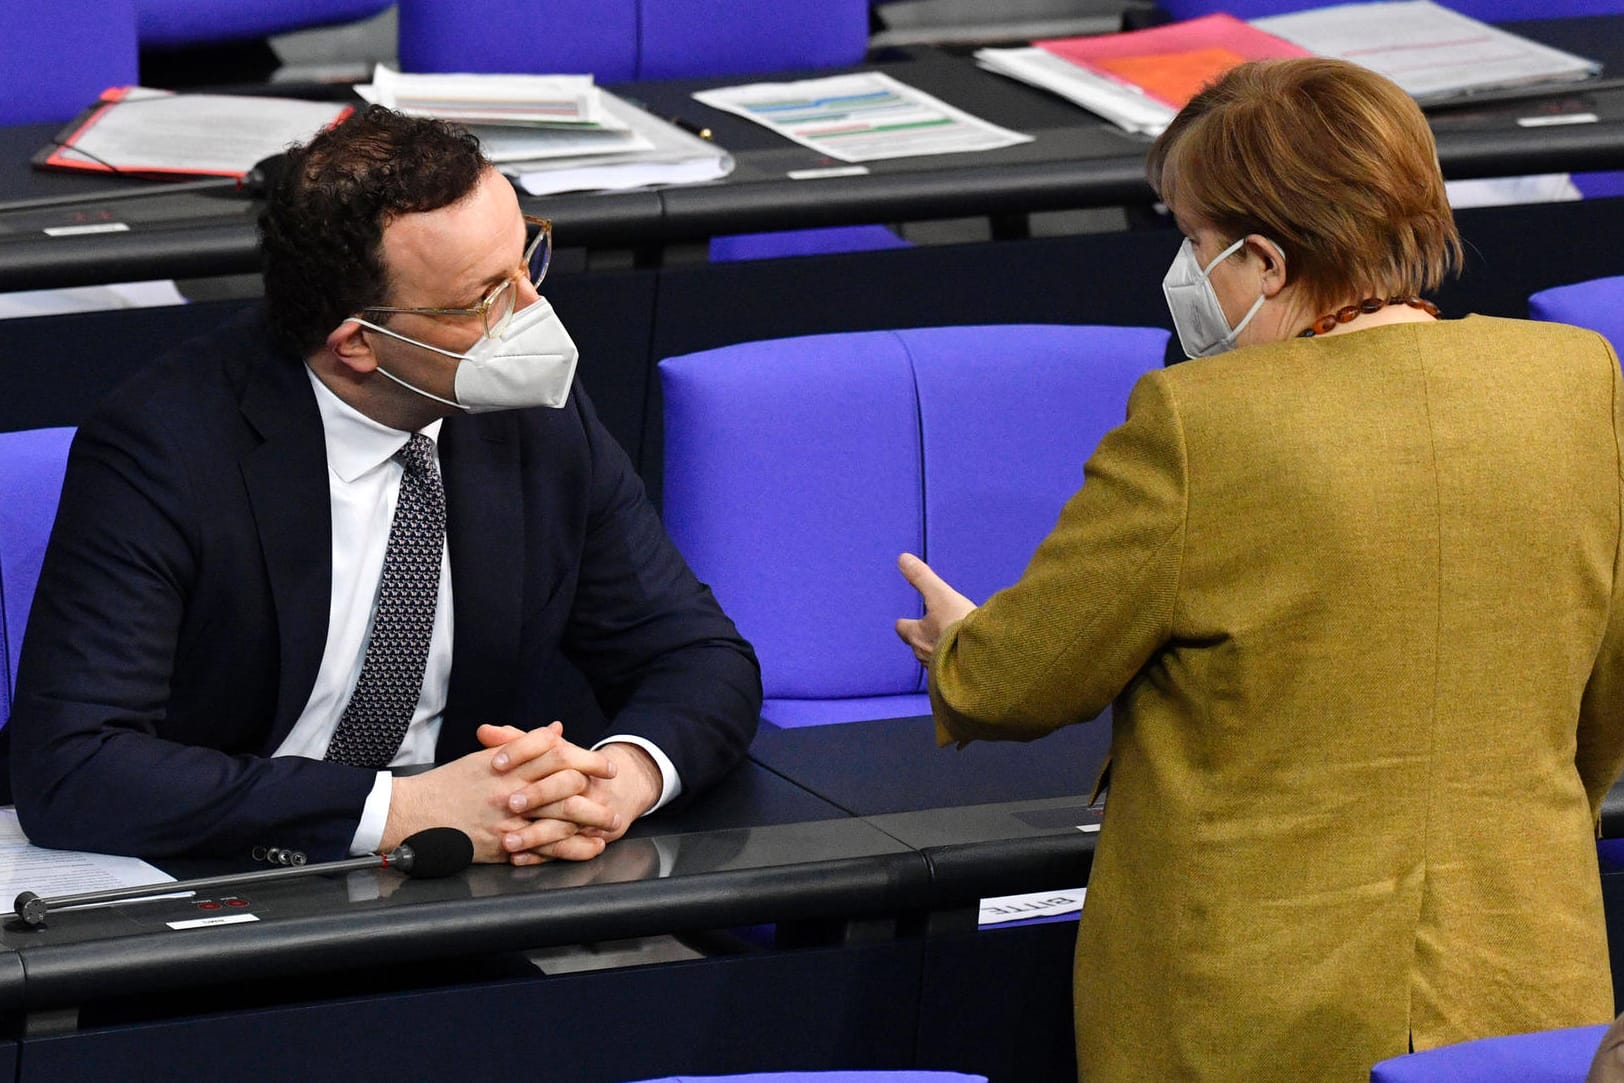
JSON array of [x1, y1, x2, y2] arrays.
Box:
[[976, 46, 1174, 136], [0, 808, 182, 910], [692, 71, 1033, 164], [1254, 1, 1600, 102], [0, 279, 186, 320], [52, 90, 351, 176], [508, 91, 733, 195], [358, 67, 623, 129], [979, 887, 1086, 926], [466, 123, 653, 163]]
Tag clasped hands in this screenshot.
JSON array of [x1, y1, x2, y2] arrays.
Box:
[[384, 721, 663, 865]]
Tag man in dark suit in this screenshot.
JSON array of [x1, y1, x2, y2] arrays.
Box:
[[8, 107, 760, 864]]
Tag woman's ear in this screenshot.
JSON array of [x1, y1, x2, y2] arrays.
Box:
[[1248, 235, 1289, 299]]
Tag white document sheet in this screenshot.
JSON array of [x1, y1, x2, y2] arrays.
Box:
[[979, 887, 1086, 926], [358, 67, 624, 129], [1254, 1, 1599, 101], [51, 90, 352, 176], [0, 808, 179, 912], [975, 46, 1174, 136], [693, 71, 1033, 163], [508, 91, 733, 195]]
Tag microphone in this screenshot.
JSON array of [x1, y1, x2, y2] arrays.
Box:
[[13, 826, 473, 928], [0, 151, 292, 215]]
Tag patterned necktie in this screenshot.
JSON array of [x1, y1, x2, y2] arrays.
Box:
[[325, 433, 446, 768]]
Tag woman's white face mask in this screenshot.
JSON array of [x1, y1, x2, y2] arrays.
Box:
[[1162, 237, 1268, 359], [345, 296, 579, 413]]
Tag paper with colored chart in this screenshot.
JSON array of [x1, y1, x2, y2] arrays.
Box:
[[692, 71, 1033, 163]]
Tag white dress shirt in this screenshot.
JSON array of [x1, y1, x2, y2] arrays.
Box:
[[277, 368, 678, 856]]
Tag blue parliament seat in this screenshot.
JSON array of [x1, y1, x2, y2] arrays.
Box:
[[134, 0, 394, 48], [1368, 1023, 1609, 1081], [396, 0, 869, 84], [659, 324, 1168, 727], [0, 1, 139, 125], [1529, 275, 1624, 353], [0, 427, 75, 726]]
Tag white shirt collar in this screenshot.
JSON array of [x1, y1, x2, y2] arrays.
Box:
[[305, 366, 444, 483]]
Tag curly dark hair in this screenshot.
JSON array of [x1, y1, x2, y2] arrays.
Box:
[[258, 105, 489, 358]]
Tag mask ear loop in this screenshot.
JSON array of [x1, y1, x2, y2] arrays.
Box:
[[1211, 236, 1285, 349], [343, 317, 469, 411], [372, 364, 466, 411]]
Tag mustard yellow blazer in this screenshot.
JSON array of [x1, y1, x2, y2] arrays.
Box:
[[930, 316, 1624, 1083]]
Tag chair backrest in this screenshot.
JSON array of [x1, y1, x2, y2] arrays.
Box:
[[398, 0, 871, 82], [1368, 1023, 1608, 1081], [659, 325, 1168, 713], [1529, 275, 1624, 355], [0, 428, 76, 725], [1158, 0, 1620, 24], [134, 0, 393, 48], [0, 1, 138, 125]]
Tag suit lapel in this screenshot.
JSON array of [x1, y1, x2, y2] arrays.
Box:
[[237, 347, 333, 751], [440, 414, 524, 747]]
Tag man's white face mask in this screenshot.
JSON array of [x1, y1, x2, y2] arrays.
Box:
[[1162, 236, 1270, 360], [345, 296, 579, 413]]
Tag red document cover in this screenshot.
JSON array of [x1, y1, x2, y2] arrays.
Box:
[[1036, 14, 1312, 110]]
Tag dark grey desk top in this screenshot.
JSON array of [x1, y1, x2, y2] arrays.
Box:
[[751, 714, 1109, 902], [2, 20, 1622, 291], [0, 762, 925, 1015]]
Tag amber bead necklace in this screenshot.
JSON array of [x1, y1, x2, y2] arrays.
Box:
[[1297, 296, 1440, 338]]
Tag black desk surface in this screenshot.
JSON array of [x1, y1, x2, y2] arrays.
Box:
[[2, 20, 1623, 290], [0, 761, 925, 1016], [752, 714, 1109, 903]]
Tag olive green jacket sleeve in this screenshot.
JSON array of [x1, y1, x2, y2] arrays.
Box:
[[929, 369, 1187, 745], [1577, 337, 1624, 831]]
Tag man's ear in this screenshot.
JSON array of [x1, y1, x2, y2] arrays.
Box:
[[1248, 234, 1289, 298], [324, 319, 378, 375]]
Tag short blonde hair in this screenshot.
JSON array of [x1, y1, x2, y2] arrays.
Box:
[[1147, 58, 1462, 317]]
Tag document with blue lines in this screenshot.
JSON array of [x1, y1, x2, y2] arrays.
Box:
[[692, 71, 1032, 163]]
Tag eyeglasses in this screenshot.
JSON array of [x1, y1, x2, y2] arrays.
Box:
[[359, 216, 552, 339]]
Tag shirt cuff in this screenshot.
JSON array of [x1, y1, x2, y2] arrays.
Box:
[[592, 734, 681, 814], [350, 771, 392, 856]]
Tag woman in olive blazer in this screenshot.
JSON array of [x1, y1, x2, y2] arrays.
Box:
[[898, 59, 1624, 1083]]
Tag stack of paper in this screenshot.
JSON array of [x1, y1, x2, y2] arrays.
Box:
[[976, 3, 1602, 135], [356, 67, 732, 194], [692, 71, 1033, 163], [1253, 0, 1600, 103], [39, 88, 353, 178], [975, 14, 1309, 136]]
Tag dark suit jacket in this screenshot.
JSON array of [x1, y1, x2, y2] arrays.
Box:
[[9, 308, 760, 861]]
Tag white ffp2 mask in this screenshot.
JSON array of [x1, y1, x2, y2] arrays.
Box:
[[347, 296, 580, 413], [1162, 237, 1267, 360]]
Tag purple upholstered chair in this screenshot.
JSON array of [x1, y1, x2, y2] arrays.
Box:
[[398, 0, 870, 84], [0, 0, 138, 125], [0, 427, 76, 726], [659, 324, 1169, 727], [133, 0, 393, 47], [1368, 1024, 1609, 1082], [1530, 275, 1624, 354]]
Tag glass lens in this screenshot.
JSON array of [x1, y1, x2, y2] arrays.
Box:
[[484, 278, 518, 339], [527, 223, 552, 288]]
